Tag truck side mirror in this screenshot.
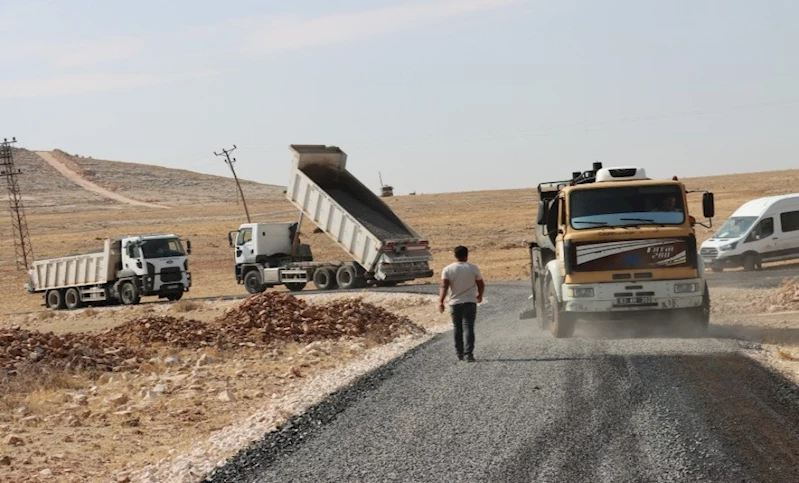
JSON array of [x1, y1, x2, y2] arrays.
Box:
[[536, 200, 546, 225], [127, 245, 135, 258], [186, 240, 192, 255], [702, 192, 715, 218], [227, 232, 235, 248]]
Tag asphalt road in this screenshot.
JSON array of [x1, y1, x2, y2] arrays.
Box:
[[204, 264, 799, 483]]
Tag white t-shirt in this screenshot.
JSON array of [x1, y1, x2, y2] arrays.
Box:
[[441, 261, 482, 305]]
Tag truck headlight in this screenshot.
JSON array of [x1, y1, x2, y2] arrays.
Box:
[[674, 283, 698, 293], [719, 242, 738, 251], [567, 287, 594, 298]]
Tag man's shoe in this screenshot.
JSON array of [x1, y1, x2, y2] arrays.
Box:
[[465, 355, 475, 363], [457, 354, 464, 361]]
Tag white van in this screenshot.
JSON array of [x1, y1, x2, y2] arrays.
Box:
[[700, 194, 799, 272]]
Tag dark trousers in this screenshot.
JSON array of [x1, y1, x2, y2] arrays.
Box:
[[450, 302, 477, 357]]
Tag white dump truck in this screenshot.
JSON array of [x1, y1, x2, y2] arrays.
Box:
[[26, 234, 192, 310], [230, 144, 433, 294]]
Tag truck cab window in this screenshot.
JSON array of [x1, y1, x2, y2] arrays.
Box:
[[746, 217, 773, 242], [237, 228, 252, 246]]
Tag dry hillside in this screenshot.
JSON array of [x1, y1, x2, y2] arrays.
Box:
[[8, 148, 284, 213]]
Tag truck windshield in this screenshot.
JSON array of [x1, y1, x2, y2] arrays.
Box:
[[711, 216, 757, 239], [570, 185, 685, 229], [141, 238, 185, 258]]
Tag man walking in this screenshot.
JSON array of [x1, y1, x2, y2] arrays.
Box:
[[439, 246, 485, 362]]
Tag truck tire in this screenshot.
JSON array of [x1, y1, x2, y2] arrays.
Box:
[[46, 289, 65, 310], [336, 265, 362, 290], [244, 271, 265, 294], [64, 288, 83, 310], [166, 292, 183, 302], [313, 267, 338, 291], [548, 282, 575, 338], [692, 285, 710, 336], [285, 282, 307, 292], [534, 276, 548, 330], [119, 281, 141, 305]]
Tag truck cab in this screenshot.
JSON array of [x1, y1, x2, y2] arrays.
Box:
[[229, 222, 313, 294], [117, 234, 192, 301], [525, 163, 715, 337]]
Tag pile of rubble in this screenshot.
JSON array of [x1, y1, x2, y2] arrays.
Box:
[[0, 326, 144, 372], [1, 293, 426, 373], [215, 292, 426, 345], [762, 279, 799, 312], [98, 315, 223, 349]]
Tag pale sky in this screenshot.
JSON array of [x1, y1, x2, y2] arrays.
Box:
[[1, 0, 797, 194]]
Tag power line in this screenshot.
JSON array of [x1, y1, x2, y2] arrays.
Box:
[[1, 137, 34, 271], [214, 144, 251, 223]]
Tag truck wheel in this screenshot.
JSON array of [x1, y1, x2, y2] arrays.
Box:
[[64, 288, 83, 310], [119, 281, 141, 305], [548, 282, 575, 338], [313, 267, 338, 291], [535, 276, 548, 330], [692, 285, 710, 336], [244, 271, 265, 294], [743, 253, 758, 271], [285, 282, 307, 292], [46, 289, 65, 310], [166, 292, 183, 302], [336, 265, 361, 290]]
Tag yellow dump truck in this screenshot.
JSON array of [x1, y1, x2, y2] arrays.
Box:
[[522, 163, 716, 337]]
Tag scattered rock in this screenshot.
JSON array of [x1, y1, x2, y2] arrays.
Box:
[[0, 455, 11, 465], [108, 394, 129, 407], [4, 435, 24, 446], [217, 390, 235, 403]]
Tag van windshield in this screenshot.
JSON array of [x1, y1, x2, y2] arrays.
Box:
[[712, 216, 758, 239], [141, 238, 185, 258], [570, 185, 685, 229]]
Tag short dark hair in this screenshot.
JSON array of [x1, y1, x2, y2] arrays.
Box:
[[454, 245, 468, 260]]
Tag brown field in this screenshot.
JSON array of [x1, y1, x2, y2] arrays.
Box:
[[0, 151, 798, 481]]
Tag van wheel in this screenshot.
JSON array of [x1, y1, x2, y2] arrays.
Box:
[[119, 281, 141, 305], [743, 253, 759, 271], [313, 267, 338, 291], [244, 271, 265, 294], [64, 288, 83, 310], [46, 289, 65, 310], [711, 266, 723, 273], [548, 282, 575, 338]]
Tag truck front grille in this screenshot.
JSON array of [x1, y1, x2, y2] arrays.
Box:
[[160, 267, 182, 282]]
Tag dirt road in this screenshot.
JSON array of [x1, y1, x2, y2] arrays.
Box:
[[206, 280, 799, 483], [35, 151, 166, 209]]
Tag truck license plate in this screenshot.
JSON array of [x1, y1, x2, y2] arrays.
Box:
[[616, 296, 654, 306]]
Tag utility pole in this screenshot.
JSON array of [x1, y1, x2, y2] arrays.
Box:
[[0, 137, 34, 271], [214, 144, 251, 222]]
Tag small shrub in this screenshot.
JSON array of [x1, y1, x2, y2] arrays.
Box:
[[171, 300, 200, 313]]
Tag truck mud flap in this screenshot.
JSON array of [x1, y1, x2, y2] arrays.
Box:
[[519, 295, 537, 319]]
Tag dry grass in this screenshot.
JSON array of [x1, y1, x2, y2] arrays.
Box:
[[0, 366, 87, 413], [170, 299, 201, 313]]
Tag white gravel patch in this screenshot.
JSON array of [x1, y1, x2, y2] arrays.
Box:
[[127, 295, 449, 483]]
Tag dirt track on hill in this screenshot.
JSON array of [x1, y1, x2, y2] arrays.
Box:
[[35, 151, 166, 209]]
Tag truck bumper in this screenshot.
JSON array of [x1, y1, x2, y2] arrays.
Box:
[[562, 278, 704, 313]]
